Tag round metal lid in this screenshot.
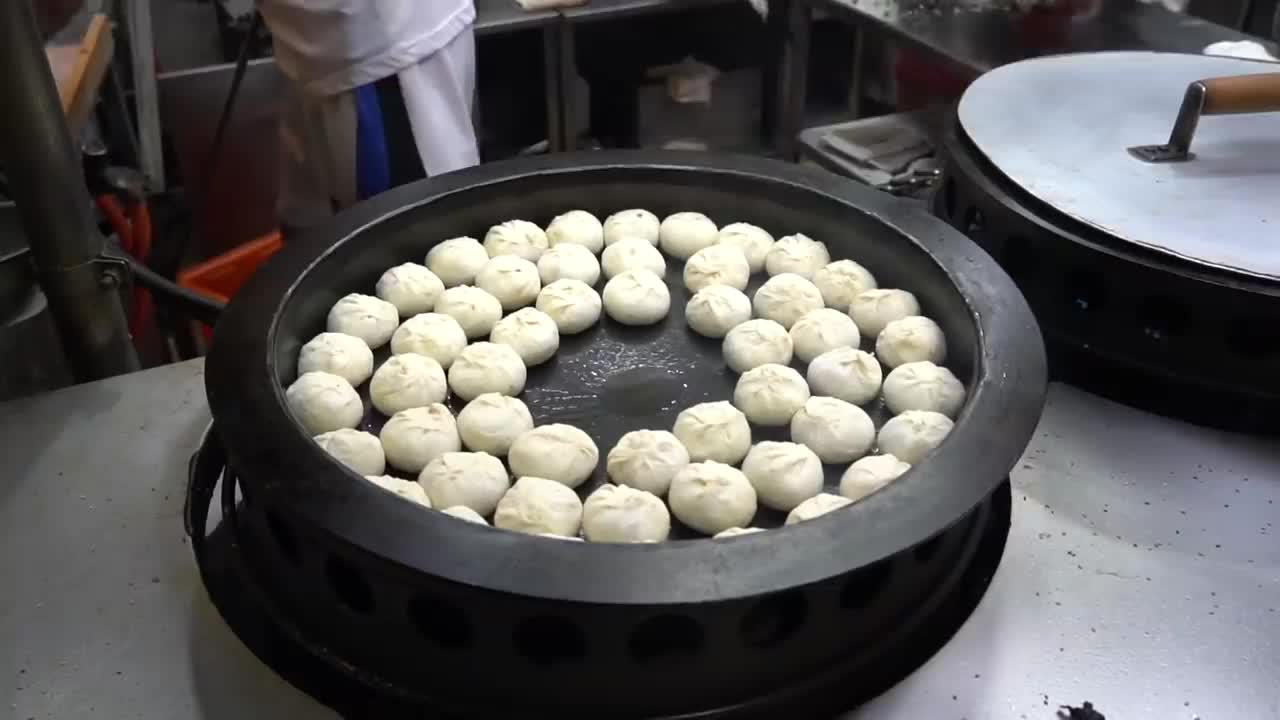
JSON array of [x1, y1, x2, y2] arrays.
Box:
[[958, 52, 1280, 281]]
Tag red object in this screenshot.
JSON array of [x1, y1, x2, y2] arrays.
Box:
[[178, 231, 283, 340], [96, 195, 132, 254], [1015, 0, 1079, 48], [894, 50, 975, 111], [96, 194, 154, 338], [128, 200, 151, 262]]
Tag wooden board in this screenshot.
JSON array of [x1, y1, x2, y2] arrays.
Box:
[[45, 13, 113, 136]]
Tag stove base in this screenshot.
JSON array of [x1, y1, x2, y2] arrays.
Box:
[[189, 437, 1012, 720]]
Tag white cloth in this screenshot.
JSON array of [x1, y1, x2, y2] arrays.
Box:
[[1204, 40, 1279, 63], [514, 0, 588, 8], [273, 24, 479, 230], [399, 28, 480, 176], [1135, 0, 1189, 12], [258, 0, 475, 97]]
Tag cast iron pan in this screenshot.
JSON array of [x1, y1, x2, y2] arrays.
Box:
[[200, 152, 1044, 717], [206, 150, 1043, 601]]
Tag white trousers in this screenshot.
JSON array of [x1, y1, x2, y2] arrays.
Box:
[[276, 27, 479, 231]]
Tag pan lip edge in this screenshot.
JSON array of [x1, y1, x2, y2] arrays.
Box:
[[205, 151, 1046, 605]]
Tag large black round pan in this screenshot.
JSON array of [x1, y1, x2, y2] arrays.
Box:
[[204, 151, 1045, 718]]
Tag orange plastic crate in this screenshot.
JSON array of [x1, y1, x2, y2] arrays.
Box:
[[178, 231, 282, 337], [179, 231, 282, 303]]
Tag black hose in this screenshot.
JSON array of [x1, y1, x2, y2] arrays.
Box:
[[199, 10, 263, 219], [128, 255, 225, 328], [151, 10, 261, 358], [156, 9, 263, 281]]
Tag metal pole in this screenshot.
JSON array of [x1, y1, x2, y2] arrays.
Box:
[[0, 1, 139, 380], [778, 0, 812, 161], [544, 22, 567, 153], [849, 23, 866, 121], [125, 0, 165, 190]]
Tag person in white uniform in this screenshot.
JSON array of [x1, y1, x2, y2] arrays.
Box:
[[258, 0, 481, 231], [33, 0, 480, 232]]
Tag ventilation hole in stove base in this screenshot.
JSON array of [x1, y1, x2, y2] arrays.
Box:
[[238, 478, 255, 508], [962, 207, 985, 236], [739, 591, 807, 649], [513, 617, 586, 665], [628, 614, 704, 664], [1226, 317, 1280, 359], [237, 518, 262, 555], [943, 179, 958, 221], [1001, 236, 1037, 283], [1063, 269, 1108, 315], [266, 509, 302, 566], [408, 594, 473, 649], [1136, 296, 1191, 342], [839, 560, 892, 610], [325, 555, 375, 615], [913, 535, 943, 563]]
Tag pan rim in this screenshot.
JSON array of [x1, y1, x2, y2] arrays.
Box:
[[206, 150, 1046, 605]]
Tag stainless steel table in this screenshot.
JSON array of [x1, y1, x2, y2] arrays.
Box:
[[3, 360, 1278, 718], [475, 0, 561, 34], [561, 0, 737, 21], [779, 0, 1276, 158]]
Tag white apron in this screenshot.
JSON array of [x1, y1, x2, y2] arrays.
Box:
[[258, 0, 480, 229]]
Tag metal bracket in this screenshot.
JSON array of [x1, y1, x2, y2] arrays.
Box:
[[90, 249, 132, 289], [878, 168, 943, 197], [1127, 81, 1206, 163], [34, 246, 132, 291], [123, 0, 164, 190]]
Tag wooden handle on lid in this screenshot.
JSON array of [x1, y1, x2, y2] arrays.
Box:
[[1200, 72, 1280, 115], [1128, 71, 1280, 163]]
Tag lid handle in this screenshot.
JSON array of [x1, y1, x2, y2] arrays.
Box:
[[1128, 72, 1280, 163], [1201, 73, 1280, 114]]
